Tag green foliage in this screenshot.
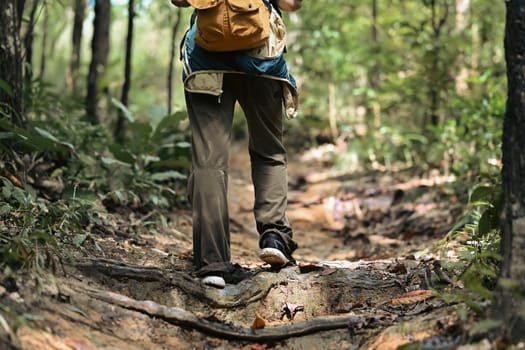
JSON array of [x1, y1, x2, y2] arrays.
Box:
[[4, 0, 507, 279], [0, 115, 82, 273], [426, 71, 505, 176], [17, 0, 507, 175], [1, 70, 192, 274], [333, 126, 429, 171], [0, 175, 59, 271], [285, 0, 505, 174], [0, 301, 43, 334], [0, 79, 14, 97], [0, 167, 109, 272], [101, 101, 191, 210], [440, 180, 502, 315]]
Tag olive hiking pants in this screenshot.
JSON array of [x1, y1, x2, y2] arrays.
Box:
[[185, 73, 298, 274]]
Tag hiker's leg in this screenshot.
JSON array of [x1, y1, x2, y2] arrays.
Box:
[[185, 81, 236, 273], [234, 75, 298, 255]]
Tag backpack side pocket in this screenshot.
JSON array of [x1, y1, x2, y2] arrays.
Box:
[[188, 0, 225, 47]]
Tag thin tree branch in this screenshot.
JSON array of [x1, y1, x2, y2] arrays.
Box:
[[79, 285, 361, 342]]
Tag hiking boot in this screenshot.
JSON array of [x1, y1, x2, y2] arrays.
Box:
[[259, 233, 294, 267], [199, 264, 254, 288], [223, 264, 255, 284]]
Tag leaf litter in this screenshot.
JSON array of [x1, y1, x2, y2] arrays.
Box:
[[3, 142, 469, 350]]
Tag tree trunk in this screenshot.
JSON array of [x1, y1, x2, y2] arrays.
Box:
[[38, 2, 48, 80], [427, 0, 449, 128], [369, 0, 381, 129], [167, 7, 182, 117], [497, 0, 525, 342], [328, 83, 338, 142], [114, 0, 135, 143], [0, 0, 25, 126], [68, 0, 87, 92], [86, 0, 111, 123], [371, 0, 378, 43], [454, 0, 470, 95], [23, 0, 40, 80]]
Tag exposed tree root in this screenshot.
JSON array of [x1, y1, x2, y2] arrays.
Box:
[[78, 285, 366, 342], [74, 258, 405, 311], [74, 258, 283, 308]]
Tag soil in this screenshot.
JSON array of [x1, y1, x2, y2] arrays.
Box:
[[1, 142, 470, 350]]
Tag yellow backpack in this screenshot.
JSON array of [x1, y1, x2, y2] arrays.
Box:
[[187, 0, 271, 52]]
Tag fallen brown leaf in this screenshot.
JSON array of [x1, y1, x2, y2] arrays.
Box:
[[251, 315, 266, 329], [6, 173, 23, 188], [392, 290, 433, 305]]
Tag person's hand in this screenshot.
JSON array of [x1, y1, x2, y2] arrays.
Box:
[[171, 0, 191, 7], [278, 0, 302, 12]]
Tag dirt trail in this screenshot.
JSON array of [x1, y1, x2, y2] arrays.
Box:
[[2, 142, 465, 350]]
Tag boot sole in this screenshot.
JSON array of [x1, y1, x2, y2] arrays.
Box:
[[259, 248, 289, 266], [202, 275, 226, 288]]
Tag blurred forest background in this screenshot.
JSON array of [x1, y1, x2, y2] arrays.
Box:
[[1, 0, 517, 346], [3, 0, 506, 174]]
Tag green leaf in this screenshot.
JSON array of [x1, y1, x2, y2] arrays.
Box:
[[108, 144, 136, 165], [395, 342, 421, 350], [1, 178, 13, 198], [144, 155, 161, 166], [0, 79, 13, 97], [21, 313, 44, 321], [477, 210, 492, 235], [72, 234, 88, 247], [470, 186, 495, 203], [101, 157, 130, 167], [111, 98, 135, 122], [112, 191, 126, 204], [31, 231, 58, 247], [50, 168, 63, 178], [64, 304, 88, 317], [150, 170, 187, 182], [0, 132, 16, 141], [150, 158, 192, 170], [62, 187, 97, 202], [175, 141, 191, 148], [33, 127, 75, 152], [0, 119, 28, 140], [470, 319, 503, 335], [150, 195, 159, 206], [414, 248, 429, 259], [34, 127, 61, 143], [11, 187, 28, 207], [445, 210, 472, 237], [0, 313, 11, 333], [151, 111, 187, 141], [477, 251, 502, 261], [129, 122, 153, 147], [0, 204, 11, 216]]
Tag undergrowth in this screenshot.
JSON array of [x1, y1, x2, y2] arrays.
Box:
[[437, 176, 503, 338], [0, 84, 191, 276]]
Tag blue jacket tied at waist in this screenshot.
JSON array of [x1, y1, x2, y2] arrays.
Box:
[[181, 10, 299, 119]]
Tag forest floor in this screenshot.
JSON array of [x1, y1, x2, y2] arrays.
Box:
[[1, 141, 483, 350]]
